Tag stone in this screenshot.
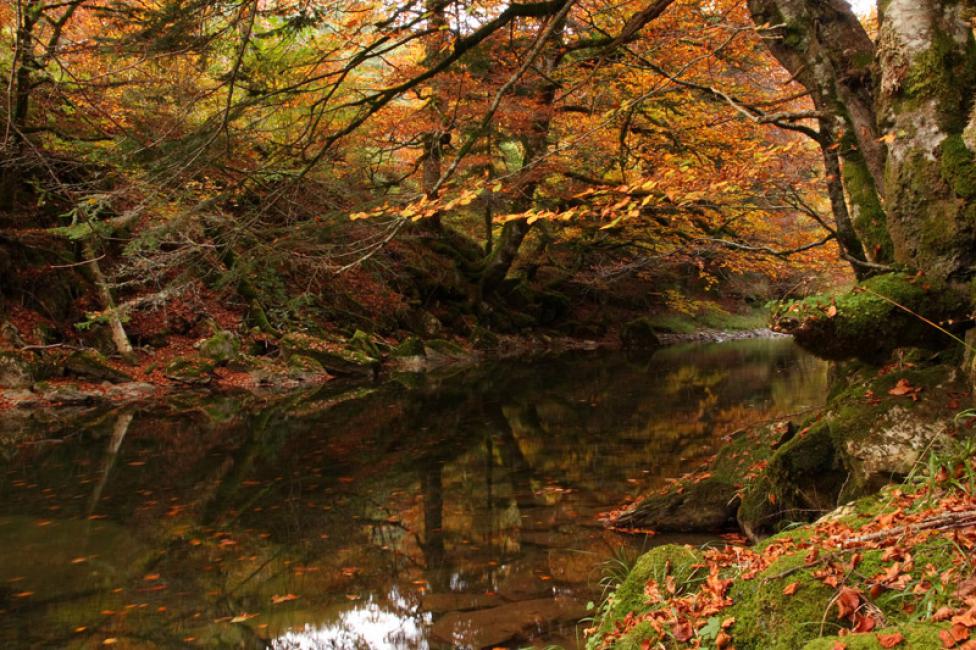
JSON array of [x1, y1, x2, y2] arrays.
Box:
[[40, 385, 102, 405], [421, 592, 503, 613], [286, 354, 329, 381], [164, 356, 215, 385], [620, 317, 662, 350], [105, 382, 157, 401], [279, 333, 377, 376], [0, 351, 33, 388], [430, 597, 587, 649], [614, 477, 740, 532], [391, 336, 425, 358], [198, 330, 240, 364], [65, 349, 133, 383]]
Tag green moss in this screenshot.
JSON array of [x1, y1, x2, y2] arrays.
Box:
[[841, 157, 893, 262], [773, 273, 965, 361], [391, 336, 425, 357], [611, 621, 659, 650], [591, 545, 705, 643], [903, 29, 976, 132], [940, 134, 976, 199], [729, 554, 841, 650], [424, 338, 466, 356], [348, 329, 381, 358], [802, 624, 948, 649]]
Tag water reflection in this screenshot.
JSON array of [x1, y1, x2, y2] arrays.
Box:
[[0, 338, 826, 649]]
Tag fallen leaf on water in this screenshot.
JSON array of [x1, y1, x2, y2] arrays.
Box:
[[102, 640, 117, 646], [13, 591, 33, 598], [230, 613, 258, 623], [143, 573, 160, 581], [271, 594, 300, 604]]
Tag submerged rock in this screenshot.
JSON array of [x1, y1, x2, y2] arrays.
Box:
[[431, 597, 587, 648]]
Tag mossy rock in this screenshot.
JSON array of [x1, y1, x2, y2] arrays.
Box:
[[391, 336, 426, 358], [773, 273, 967, 362], [198, 330, 240, 364], [728, 553, 841, 650], [65, 349, 133, 384], [424, 338, 467, 357], [592, 545, 705, 643], [738, 422, 846, 539], [348, 329, 382, 359], [620, 317, 662, 350], [614, 477, 739, 532], [280, 332, 377, 376], [164, 356, 215, 385], [802, 623, 949, 649], [0, 350, 34, 388], [286, 354, 327, 380]]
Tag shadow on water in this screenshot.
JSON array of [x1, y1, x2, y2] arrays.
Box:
[[0, 338, 827, 649]]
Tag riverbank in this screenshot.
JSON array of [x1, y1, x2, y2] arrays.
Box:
[[0, 302, 776, 412], [592, 350, 976, 649]]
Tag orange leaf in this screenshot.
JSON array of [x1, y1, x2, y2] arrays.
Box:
[[783, 582, 799, 596], [271, 594, 300, 605], [877, 631, 905, 647]]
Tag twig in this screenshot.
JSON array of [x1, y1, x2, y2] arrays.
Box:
[[843, 510, 976, 546]]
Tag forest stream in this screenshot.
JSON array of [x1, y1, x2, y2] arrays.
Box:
[[0, 338, 827, 649]]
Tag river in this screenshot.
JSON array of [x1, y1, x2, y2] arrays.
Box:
[[0, 338, 826, 649]]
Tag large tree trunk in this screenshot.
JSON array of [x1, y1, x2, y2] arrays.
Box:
[[875, 0, 976, 282], [478, 19, 565, 295], [749, 0, 976, 358], [747, 0, 894, 267]]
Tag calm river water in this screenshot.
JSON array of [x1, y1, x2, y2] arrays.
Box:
[[0, 338, 827, 649]]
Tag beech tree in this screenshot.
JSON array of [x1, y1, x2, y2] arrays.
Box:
[[747, 0, 976, 358]]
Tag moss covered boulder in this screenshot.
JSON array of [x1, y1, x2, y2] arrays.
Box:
[[65, 349, 133, 383], [590, 545, 705, 645], [739, 359, 963, 539], [280, 332, 377, 376], [198, 330, 240, 365], [164, 356, 215, 385], [772, 273, 967, 362], [286, 354, 328, 381]]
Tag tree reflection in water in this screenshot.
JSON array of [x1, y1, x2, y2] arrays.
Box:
[[0, 338, 826, 649]]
